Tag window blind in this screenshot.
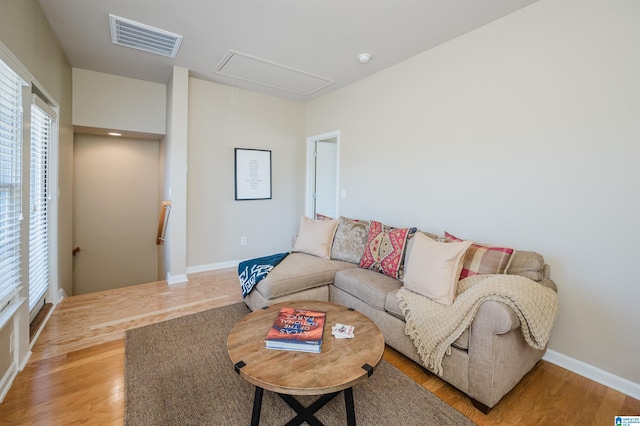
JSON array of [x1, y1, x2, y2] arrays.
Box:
[[0, 59, 24, 310], [29, 100, 52, 311]]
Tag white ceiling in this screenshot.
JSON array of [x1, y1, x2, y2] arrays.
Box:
[[37, 0, 538, 103]]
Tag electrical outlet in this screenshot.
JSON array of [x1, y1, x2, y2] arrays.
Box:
[[9, 332, 14, 353], [240, 236, 247, 246]]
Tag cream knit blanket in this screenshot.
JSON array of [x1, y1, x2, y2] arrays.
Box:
[[396, 274, 559, 376]]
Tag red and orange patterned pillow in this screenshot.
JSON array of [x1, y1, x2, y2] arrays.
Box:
[[360, 221, 416, 279], [444, 231, 514, 279]]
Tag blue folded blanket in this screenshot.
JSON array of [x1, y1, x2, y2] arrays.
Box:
[[238, 252, 289, 297]]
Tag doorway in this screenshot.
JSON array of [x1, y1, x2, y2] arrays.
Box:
[[306, 131, 339, 220], [72, 134, 160, 295]]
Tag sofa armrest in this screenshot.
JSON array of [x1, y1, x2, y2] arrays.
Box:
[[467, 299, 546, 409], [539, 277, 557, 292], [473, 300, 520, 335], [469, 278, 557, 335]]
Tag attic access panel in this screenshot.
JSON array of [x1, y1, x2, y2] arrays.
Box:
[[214, 50, 335, 96]]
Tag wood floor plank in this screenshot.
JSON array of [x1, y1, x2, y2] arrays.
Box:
[[2, 340, 124, 425], [1, 267, 638, 425]]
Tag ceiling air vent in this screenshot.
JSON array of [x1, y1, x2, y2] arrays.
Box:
[[109, 14, 183, 58]]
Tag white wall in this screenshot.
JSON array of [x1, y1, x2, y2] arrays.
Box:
[[72, 68, 166, 135], [306, 0, 640, 388], [186, 79, 305, 269]]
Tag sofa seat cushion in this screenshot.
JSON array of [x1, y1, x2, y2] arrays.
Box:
[[385, 289, 470, 351], [333, 268, 402, 311], [254, 252, 357, 300]]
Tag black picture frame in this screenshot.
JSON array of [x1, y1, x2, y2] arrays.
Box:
[[234, 148, 272, 200]]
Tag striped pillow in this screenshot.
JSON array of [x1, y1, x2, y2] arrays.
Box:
[[444, 232, 514, 279]]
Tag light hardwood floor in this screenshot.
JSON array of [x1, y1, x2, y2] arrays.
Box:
[[1, 269, 638, 425]]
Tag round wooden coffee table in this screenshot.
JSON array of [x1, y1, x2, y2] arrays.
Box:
[[227, 300, 385, 426]]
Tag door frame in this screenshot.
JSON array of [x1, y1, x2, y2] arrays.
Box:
[[305, 130, 340, 219]]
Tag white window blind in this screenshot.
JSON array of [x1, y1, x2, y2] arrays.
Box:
[[0, 59, 24, 310], [29, 99, 53, 312]]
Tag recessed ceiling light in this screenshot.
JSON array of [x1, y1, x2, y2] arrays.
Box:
[[108, 132, 122, 136]]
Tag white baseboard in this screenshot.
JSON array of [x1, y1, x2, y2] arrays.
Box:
[[168, 260, 241, 283], [0, 362, 17, 403], [186, 260, 241, 274], [166, 273, 189, 285], [0, 322, 29, 403], [57, 288, 67, 302], [29, 303, 56, 351], [543, 349, 640, 400], [18, 350, 31, 371]]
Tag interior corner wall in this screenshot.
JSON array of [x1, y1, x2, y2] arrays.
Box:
[[0, 0, 73, 300], [306, 0, 640, 386], [162, 66, 189, 284], [158, 132, 168, 281], [186, 78, 305, 269]]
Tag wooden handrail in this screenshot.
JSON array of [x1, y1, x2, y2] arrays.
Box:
[[156, 201, 171, 245]]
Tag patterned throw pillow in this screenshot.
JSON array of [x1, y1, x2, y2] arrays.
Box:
[[444, 231, 514, 279], [360, 221, 416, 279], [330, 216, 370, 264]]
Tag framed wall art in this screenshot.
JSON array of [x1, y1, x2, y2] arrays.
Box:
[[234, 148, 272, 200]]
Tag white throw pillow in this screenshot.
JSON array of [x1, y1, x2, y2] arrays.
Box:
[[403, 233, 472, 306], [292, 216, 339, 259]]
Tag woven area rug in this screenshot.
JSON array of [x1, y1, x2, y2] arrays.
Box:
[[125, 303, 475, 426]]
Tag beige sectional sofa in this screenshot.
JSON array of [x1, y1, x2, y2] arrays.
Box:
[[243, 216, 558, 412]]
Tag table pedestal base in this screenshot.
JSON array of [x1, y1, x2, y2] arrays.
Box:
[[251, 386, 356, 426]]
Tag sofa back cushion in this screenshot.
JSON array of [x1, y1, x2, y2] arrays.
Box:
[[507, 251, 545, 281], [330, 216, 370, 264], [292, 215, 338, 259]]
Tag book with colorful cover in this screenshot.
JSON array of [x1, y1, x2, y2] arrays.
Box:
[[264, 308, 326, 353]]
